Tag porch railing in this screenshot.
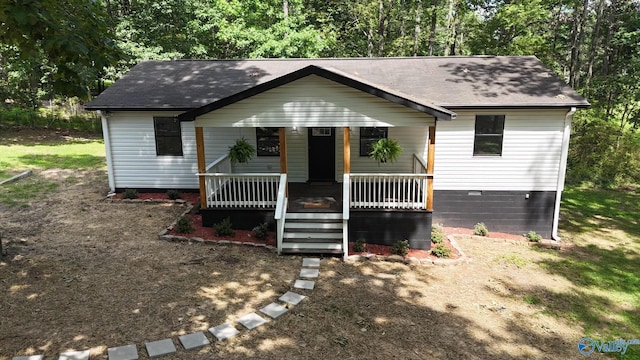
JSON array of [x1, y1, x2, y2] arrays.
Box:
[[342, 173, 350, 260], [413, 153, 428, 174], [274, 174, 288, 255], [198, 154, 280, 208], [350, 173, 431, 210], [206, 154, 232, 173]]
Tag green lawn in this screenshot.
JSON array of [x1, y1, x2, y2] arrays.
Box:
[[0, 136, 105, 206], [547, 186, 640, 358]]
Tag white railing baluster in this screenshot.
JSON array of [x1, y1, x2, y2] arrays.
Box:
[[349, 173, 432, 211]]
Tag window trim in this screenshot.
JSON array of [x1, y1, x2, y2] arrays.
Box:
[[153, 117, 183, 157], [359, 127, 388, 156], [473, 115, 505, 156], [256, 127, 280, 156]]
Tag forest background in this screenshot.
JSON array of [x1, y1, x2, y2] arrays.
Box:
[[0, 0, 638, 188]]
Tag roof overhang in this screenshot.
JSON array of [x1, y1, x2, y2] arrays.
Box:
[[177, 65, 456, 122]]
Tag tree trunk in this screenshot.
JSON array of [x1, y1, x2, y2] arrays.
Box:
[[569, 0, 589, 89], [414, 0, 422, 56], [377, 0, 387, 56], [601, 1, 617, 76], [428, 0, 438, 55], [574, 0, 590, 88], [444, 0, 457, 56], [585, 0, 605, 90]]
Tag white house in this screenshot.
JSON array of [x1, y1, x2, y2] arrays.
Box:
[[86, 57, 589, 258]]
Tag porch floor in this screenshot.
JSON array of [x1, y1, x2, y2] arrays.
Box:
[[287, 182, 342, 213]]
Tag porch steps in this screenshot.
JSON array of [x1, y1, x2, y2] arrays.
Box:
[[282, 212, 344, 255]]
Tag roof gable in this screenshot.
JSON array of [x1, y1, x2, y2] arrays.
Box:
[[178, 65, 456, 121]]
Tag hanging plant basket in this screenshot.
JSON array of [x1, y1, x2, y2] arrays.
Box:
[[228, 137, 255, 164], [369, 138, 403, 165]]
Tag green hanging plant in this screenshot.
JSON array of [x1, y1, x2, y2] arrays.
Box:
[[228, 137, 255, 164], [369, 138, 403, 165]]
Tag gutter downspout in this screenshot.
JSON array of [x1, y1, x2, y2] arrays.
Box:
[[98, 110, 116, 194], [551, 107, 577, 241]]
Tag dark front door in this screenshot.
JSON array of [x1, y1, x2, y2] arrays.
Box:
[[308, 127, 336, 181]]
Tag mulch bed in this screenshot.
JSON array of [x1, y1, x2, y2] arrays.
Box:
[[115, 192, 467, 260], [112, 191, 200, 204], [443, 226, 525, 240], [169, 212, 277, 246]]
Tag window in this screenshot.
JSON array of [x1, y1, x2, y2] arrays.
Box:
[[154, 117, 183, 156], [473, 115, 505, 156], [256, 127, 280, 156], [360, 127, 388, 156], [311, 128, 332, 136]]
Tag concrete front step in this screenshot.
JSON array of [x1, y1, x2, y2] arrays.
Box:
[[286, 212, 342, 220], [281, 247, 343, 255], [284, 232, 342, 239], [281, 242, 342, 250], [284, 222, 343, 230], [283, 238, 342, 244], [282, 212, 345, 255]]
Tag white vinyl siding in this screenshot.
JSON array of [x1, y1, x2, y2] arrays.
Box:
[[202, 127, 307, 181], [204, 126, 431, 183], [106, 111, 198, 189], [194, 75, 436, 128], [347, 126, 430, 176], [202, 127, 280, 174], [434, 109, 567, 191]]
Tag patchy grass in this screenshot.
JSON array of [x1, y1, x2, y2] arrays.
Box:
[[0, 178, 59, 207], [496, 254, 528, 268], [0, 142, 104, 173], [537, 186, 640, 354], [523, 295, 541, 305], [0, 128, 104, 206]]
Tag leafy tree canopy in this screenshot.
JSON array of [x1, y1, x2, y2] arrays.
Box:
[[0, 0, 121, 99]]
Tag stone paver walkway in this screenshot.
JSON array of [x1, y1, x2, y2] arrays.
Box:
[[145, 339, 176, 358], [12, 257, 321, 360]]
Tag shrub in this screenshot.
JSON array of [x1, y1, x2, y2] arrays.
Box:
[[473, 222, 488, 236], [175, 215, 194, 234], [166, 189, 180, 200], [190, 202, 201, 214], [431, 225, 446, 244], [123, 188, 138, 199], [252, 223, 269, 240], [214, 217, 235, 237], [431, 243, 452, 258], [353, 238, 367, 252], [525, 230, 542, 242], [391, 239, 410, 256]]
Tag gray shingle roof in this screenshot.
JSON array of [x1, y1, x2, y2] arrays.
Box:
[[85, 56, 589, 112]]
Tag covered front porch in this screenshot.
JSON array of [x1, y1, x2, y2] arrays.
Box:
[[194, 125, 436, 259], [178, 68, 453, 258]]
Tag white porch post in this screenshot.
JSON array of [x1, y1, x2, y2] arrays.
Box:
[[279, 127, 288, 196]]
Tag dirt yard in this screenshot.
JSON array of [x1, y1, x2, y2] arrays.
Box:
[[0, 148, 606, 359]]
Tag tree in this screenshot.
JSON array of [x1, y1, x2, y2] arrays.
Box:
[[0, 0, 121, 99]]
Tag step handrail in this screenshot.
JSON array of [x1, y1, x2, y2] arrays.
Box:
[[342, 173, 350, 260], [274, 174, 288, 255]]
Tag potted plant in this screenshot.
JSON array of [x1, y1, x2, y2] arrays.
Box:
[[369, 138, 403, 165], [228, 137, 255, 163]]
